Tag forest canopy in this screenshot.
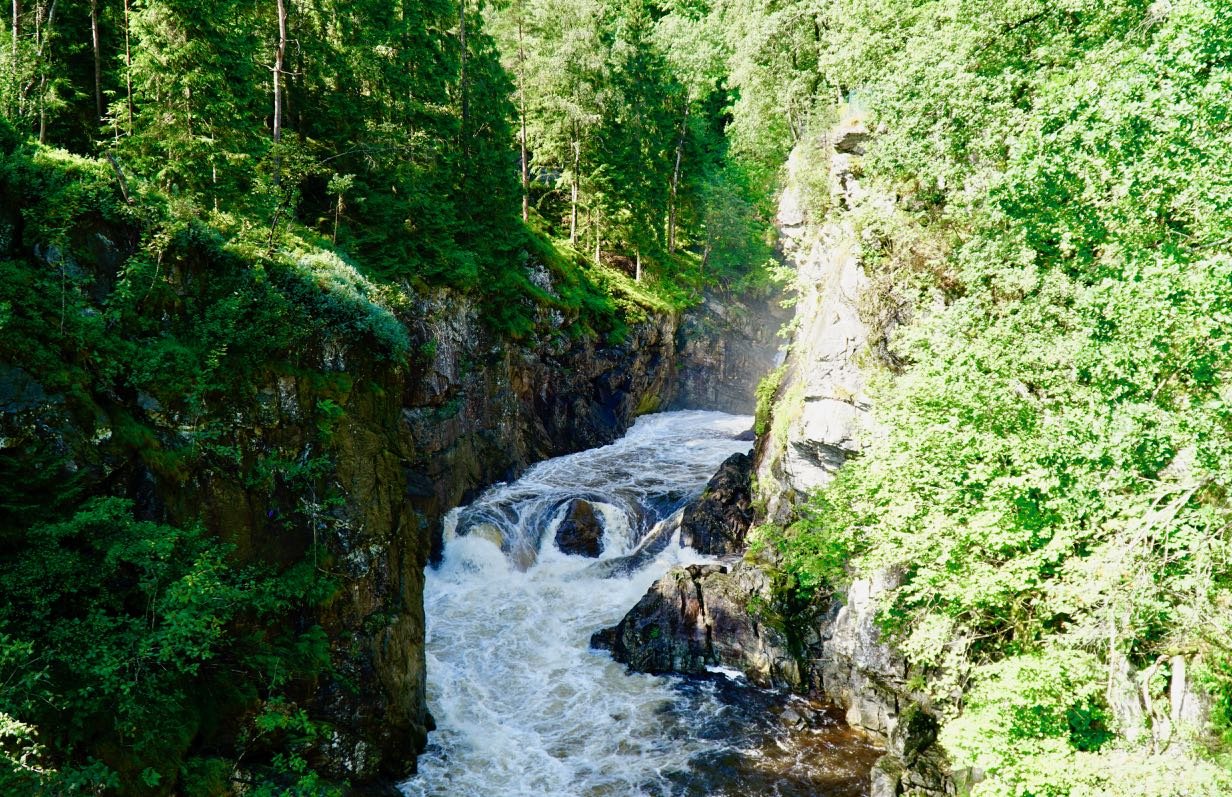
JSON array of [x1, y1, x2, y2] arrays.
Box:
[[0, 0, 801, 791], [762, 1, 1232, 795]]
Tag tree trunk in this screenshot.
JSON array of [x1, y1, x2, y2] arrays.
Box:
[[570, 132, 580, 245], [123, 0, 132, 133], [35, 0, 54, 144], [273, 0, 286, 145], [106, 152, 132, 204], [516, 9, 528, 223], [668, 98, 689, 254], [90, 0, 100, 122], [591, 207, 599, 264], [272, 0, 287, 182], [36, 74, 45, 140], [9, 0, 18, 119], [635, 250, 642, 282], [458, 0, 467, 146]]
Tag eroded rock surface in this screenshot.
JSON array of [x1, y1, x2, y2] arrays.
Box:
[[673, 292, 787, 414], [756, 136, 875, 522], [600, 126, 954, 797], [678, 452, 753, 555], [591, 562, 799, 688]]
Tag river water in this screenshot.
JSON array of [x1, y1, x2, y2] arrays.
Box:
[[402, 411, 880, 797]]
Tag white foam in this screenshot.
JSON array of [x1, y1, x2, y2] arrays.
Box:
[[402, 411, 753, 797]]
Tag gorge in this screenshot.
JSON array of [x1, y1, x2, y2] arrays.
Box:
[[402, 411, 881, 797], [4, 1, 1232, 796]]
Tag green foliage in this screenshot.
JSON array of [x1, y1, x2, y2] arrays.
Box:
[[937, 650, 1189, 797], [0, 498, 336, 794], [753, 364, 786, 436], [0, 136, 371, 794], [758, 0, 1232, 790], [768, 468, 867, 597], [487, 0, 780, 287]]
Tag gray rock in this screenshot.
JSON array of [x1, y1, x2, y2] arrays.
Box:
[[672, 290, 788, 415], [593, 562, 801, 688], [870, 754, 906, 797], [833, 124, 871, 155], [754, 142, 873, 523]]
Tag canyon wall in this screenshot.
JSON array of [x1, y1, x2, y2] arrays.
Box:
[[597, 126, 954, 796], [0, 209, 780, 788]]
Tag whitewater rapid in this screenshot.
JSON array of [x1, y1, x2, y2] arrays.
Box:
[[402, 411, 878, 797]]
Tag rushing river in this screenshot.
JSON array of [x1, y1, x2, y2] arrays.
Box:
[[402, 411, 880, 797]]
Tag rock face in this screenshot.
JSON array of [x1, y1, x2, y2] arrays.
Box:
[[599, 126, 954, 797], [597, 557, 952, 794], [290, 290, 696, 783], [591, 562, 800, 688], [673, 292, 787, 414], [1, 220, 777, 789], [756, 135, 876, 522], [554, 498, 604, 557], [678, 452, 754, 555]]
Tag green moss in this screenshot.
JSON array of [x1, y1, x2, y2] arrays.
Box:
[[635, 392, 662, 415], [754, 365, 787, 437]]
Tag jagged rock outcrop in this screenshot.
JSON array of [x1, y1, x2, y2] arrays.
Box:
[[765, 125, 953, 795], [554, 498, 604, 557], [678, 452, 754, 555], [224, 289, 696, 785], [755, 127, 875, 522], [301, 285, 775, 781], [591, 562, 800, 688], [598, 124, 954, 797]]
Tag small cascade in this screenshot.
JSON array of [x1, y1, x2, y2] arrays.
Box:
[[402, 411, 879, 797]]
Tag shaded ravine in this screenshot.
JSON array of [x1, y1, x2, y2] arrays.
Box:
[[401, 411, 880, 797]]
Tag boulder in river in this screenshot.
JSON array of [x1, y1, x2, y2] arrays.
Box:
[[679, 452, 753, 555], [591, 562, 800, 688], [555, 499, 604, 557]]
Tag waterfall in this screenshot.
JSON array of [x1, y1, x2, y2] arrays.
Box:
[[402, 411, 879, 797]]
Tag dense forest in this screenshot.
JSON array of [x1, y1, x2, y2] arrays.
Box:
[[3, 0, 1232, 794], [0, 0, 790, 792], [763, 1, 1232, 795]]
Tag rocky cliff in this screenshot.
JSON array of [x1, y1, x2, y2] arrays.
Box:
[[674, 292, 787, 415], [596, 125, 954, 796], [315, 280, 781, 784], [0, 205, 781, 789], [315, 290, 688, 785], [754, 126, 875, 522]]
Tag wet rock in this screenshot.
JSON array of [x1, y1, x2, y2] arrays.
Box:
[[679, 452, 753, 555], [870, 754, 906, 797], [404, 469, 435, 498], [673, 291, 787, 415], [817, 572, 909, 736], [593, 562, 800, 688], [867, 706, 951, 797], [0, 365, 57, 413], [555, 499, 604, 557]]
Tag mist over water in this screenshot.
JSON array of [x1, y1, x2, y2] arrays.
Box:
[[402, 411, 879, 797]]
